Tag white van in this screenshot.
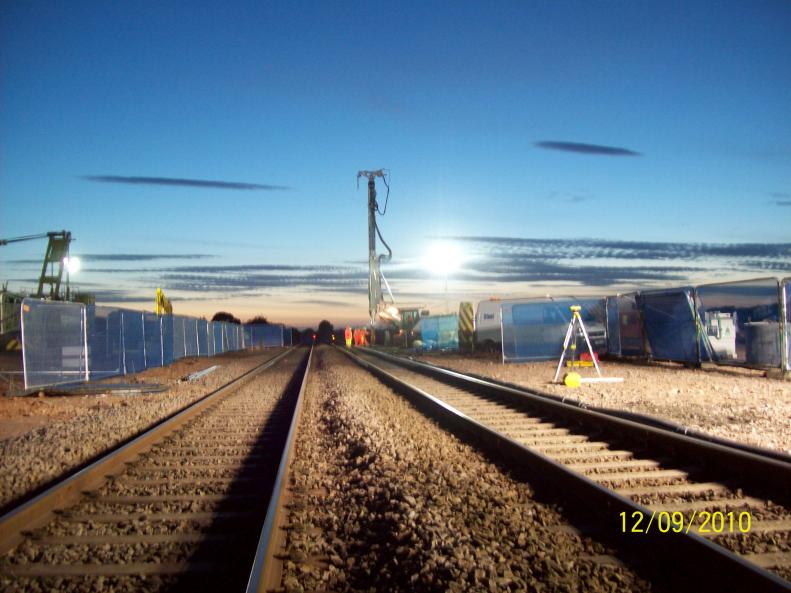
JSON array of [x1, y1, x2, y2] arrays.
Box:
[[474, 298, 503, 351]]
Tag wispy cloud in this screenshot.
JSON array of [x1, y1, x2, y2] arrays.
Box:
[[297, 299, 357, 308], [159, 264, 368, 294], [775, 200, 791, 207], [535, 141, 641, 156], [6, 253, 214, 264], [439, 236, 791, 287], [450, 236, 791, 261], [548, 191, 591, 203], [82, 175, 290, 191]]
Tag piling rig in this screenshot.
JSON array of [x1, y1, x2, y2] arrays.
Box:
[[357, 169, 400, 326]]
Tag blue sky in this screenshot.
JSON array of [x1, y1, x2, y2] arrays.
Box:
[[1, 1, 790, 327]]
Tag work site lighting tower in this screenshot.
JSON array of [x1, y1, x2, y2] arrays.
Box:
[[357, 169, 393, 325]]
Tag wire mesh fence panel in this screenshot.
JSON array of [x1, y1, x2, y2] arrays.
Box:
[[232, 324, 242, 350], [121, 311, 146, 375], [784, 278, 790, 372], [243, 325, 252, 348], [22, 299, 86, 389], [251, 324, 283, 347], [172, 316, 186, 360], [143, 313, 163, 368], [184, 318, 198, 357], [501, 298, 605, 362], [21, 302, 267, 389], [223, 323, 233, 351], [613, 294, 646, 357], [207, 322, 215, 357], [161, 315, 174, 365], [85, 306, 123, 380], [606, 297, 621, 356], [638, 288, 699, 363], [696, 278, 782, 368], [197, 320, 209, 356], [212, 322, 224, 354]]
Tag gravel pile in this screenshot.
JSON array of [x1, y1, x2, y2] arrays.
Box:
[[0, 349, 284, 509], [281, 347, 653, 592], [414, 353, 791, 454]]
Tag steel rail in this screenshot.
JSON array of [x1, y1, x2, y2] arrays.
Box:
[[0, 347, 296, 556], [246, 345, 313, 593], [340, 346, 791, 592], [368, 348, 791, 464], [360, 347, 791, 496]]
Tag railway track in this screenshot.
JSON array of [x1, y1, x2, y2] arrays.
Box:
[[0, 347, 312, 593], [345, 347, 791, 592]]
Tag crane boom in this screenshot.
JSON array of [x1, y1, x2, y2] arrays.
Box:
[[0, 233, 50, 246]]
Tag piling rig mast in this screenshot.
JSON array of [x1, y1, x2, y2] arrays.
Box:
[[357, 169, 399, 326]]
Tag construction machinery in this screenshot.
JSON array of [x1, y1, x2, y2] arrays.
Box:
[[155, 288, 173, 315], [357, 170, 399, 326], [0, 231, 75, 300], [0, 231, 95, 351]]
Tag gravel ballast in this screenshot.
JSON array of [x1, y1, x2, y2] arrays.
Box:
[[413, 353, 791, 454], [281, 347, 654, 592], [0, 351, 300, 593], [0, 349, 285, 509]]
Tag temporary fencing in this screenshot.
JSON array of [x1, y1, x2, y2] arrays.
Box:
[[21, 298, 290, 389], [417, 314, 459, 351], [501, 297, 606, 363], [785, 277, 790, 372], [501, 276, 790, 371]]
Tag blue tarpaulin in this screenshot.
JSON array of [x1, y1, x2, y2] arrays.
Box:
[[418, 314, 458, 351], [638, 288, 699, 363]]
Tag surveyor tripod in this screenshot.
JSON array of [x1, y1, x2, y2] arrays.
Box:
[[552, 305, 602, 384]]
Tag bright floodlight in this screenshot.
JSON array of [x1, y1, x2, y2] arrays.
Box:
[[63, 256, 80, 273], [425, 241, 463, 276]]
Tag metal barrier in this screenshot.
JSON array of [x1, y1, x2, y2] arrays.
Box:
[[417, 314, 459, 351], [20, 299, 292, 390], [501, 297, 606, 363], [697, 278, 782, 367], [511, 277, 789, 371], [638, 287, 699, 364], [21, 300, 87, 388], [783, 277, 790, 372]]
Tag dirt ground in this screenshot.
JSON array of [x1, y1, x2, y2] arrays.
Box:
[[411, 352, 791, 455]]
